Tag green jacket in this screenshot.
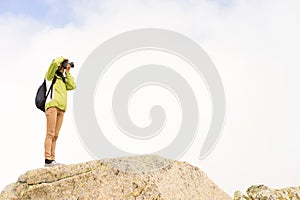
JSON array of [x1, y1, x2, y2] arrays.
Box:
[[45, 56, 76, 112]]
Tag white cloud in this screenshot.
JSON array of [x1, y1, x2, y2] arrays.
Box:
[[0, 0, 300, 196]]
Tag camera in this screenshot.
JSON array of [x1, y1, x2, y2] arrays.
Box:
[[69, 62, 74, 68]]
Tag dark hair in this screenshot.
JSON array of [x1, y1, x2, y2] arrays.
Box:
[[61, 59, 69, 69]]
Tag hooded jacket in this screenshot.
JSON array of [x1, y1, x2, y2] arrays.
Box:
[[45, 56, 76, 112]]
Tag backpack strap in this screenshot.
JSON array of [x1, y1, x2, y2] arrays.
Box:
[[45, 76, 57, 99]]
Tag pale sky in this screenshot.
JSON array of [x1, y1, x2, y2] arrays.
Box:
[[0, 0, 300, 196]]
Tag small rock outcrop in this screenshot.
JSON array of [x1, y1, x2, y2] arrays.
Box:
[[234, 185, 300, 200], [0, 155, 231, 200]]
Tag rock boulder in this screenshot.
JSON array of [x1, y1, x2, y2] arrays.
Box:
[[0, 155, 231, 200], [234, 185, 300, 200]]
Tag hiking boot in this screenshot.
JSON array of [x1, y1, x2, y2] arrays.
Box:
[[44, 160, 63, 167]]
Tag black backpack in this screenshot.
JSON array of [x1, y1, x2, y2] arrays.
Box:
[[35, 76, 57, 112]]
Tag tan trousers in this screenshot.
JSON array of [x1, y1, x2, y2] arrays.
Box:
[[44, 107, 64, 160]]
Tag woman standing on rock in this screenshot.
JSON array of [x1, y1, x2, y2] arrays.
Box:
[[44, 56, 76, 167]]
